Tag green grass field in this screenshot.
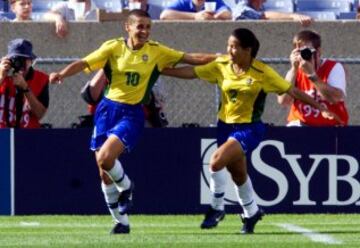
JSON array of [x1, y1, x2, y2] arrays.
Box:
[[0, 214, 359, 248]]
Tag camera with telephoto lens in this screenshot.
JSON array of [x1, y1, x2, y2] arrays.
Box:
[[300, 47, 314, 61], [9, 56, 27, 74]]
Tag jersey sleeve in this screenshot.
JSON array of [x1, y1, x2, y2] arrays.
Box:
[[327, 62, 346, 95], [156, 44, 185, 71], [82, 40, 116, 73], [194, 60, 219, 84], [262, 65, 291, 94]]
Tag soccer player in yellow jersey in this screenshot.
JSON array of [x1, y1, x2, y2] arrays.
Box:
[[49, 9, 218, 234], [162, 28, 340, 234]]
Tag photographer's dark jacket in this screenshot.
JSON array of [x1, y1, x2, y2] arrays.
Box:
[[0, 68, 49, 128]]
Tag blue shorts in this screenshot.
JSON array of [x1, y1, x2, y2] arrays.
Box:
[[217, 120, 266, 154], [90, 98, 145, 152]]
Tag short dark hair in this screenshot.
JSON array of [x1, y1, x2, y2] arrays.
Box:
[[127, 9, 151, 23], [293, 30, 321, 49], [231, 28, 260, 58]]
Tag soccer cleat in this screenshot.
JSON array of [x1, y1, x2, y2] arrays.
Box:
[[240, 208, 264, 234], [118, 182, 134, 215], [110, 222, 130, 234], [200, 207, 225, 229]]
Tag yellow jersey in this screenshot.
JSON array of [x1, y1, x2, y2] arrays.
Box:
[[82, 38, 184, 104], [194, 56, 291, 124]]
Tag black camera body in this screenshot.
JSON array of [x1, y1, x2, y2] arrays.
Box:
[[9, 56, 27, 74], [300, 48, 314, 61]]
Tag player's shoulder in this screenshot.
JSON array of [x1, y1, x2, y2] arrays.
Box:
[[215, 55, 230, 64], [147, 40, 161, 46], [251, 59, 268, 74], [101, 37, 126, 47]]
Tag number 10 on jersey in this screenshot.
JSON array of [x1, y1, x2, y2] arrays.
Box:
[[125, 72, 140, 86]]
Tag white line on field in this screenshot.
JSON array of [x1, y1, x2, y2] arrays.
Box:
[[19, 222, 40, 227], [277, 223, 342, 245]]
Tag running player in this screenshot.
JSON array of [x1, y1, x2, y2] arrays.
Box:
[[49, 9, 217, 234]]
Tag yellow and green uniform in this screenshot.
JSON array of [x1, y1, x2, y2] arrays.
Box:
[[83, 37, 184, 104], [194, 55, 291, 124]]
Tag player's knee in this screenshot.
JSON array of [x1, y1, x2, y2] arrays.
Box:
[[96, 150, 115, 171], [209, 152, 225, 172]]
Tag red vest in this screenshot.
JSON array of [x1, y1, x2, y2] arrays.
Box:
[[287, 60, 348, 126], [0, 70, 49, 128]]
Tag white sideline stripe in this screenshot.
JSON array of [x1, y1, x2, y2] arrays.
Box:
[[19, 222, 40, 227], [277, 223, 342, 245], [10, 128, 15, 216]]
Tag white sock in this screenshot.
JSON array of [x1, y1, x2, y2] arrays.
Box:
[[235, 176, 259, 218], [209, 168, 227, 211], [106, 160, 131, 192], [101, 182, 129, 225]]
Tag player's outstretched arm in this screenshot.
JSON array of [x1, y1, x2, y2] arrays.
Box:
[[162, 66, 197, 79], [182, 53, 219, 65], [49, 60, 87, 84]]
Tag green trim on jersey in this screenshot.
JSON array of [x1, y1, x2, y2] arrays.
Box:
[[103, 60, 112, 97], [251, 90, 267, 122], [140, 65, 160, 104]]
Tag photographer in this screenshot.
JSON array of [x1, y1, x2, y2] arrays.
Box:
[[0, 39, 49, 128], [277, 30, 348, 126]]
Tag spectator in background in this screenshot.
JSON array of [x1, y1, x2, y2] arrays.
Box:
[[232, 0, 313, 26], [10, 0, 32, 21], [0, 39, 49, 128], [43, 0, 97, 38], [277, 30, 348, 126], [160, 0, 232, 20]]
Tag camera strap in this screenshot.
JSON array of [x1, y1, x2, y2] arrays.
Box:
[[4, 88, 11, 127], [15, 89, 24, 128]]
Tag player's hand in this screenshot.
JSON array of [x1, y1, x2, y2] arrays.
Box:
[[49, 72, 63, 84]]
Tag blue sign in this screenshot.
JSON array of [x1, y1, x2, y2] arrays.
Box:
[[12, 127, 360, 215]]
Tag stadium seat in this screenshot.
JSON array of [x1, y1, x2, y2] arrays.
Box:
[[337, 11, 357, 18], [148, 0, 173, 19], [0, 1, 3, 11], [31, 0, 64, 12], [297, 10, 337, 20], [0, 11, 15, 20], [92, 0, 122, 10], [295, 0, 352, 14], [263, 0, 295, 13], [31, 11, 48, 21], [223, 0, 237, 8]]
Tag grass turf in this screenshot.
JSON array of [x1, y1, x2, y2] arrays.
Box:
[[0, 214, 359, 248]]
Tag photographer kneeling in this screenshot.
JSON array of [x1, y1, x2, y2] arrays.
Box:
[[0, 39, 49, 128]]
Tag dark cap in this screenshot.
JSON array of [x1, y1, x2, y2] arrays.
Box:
[[7, 38, 37, 59]]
